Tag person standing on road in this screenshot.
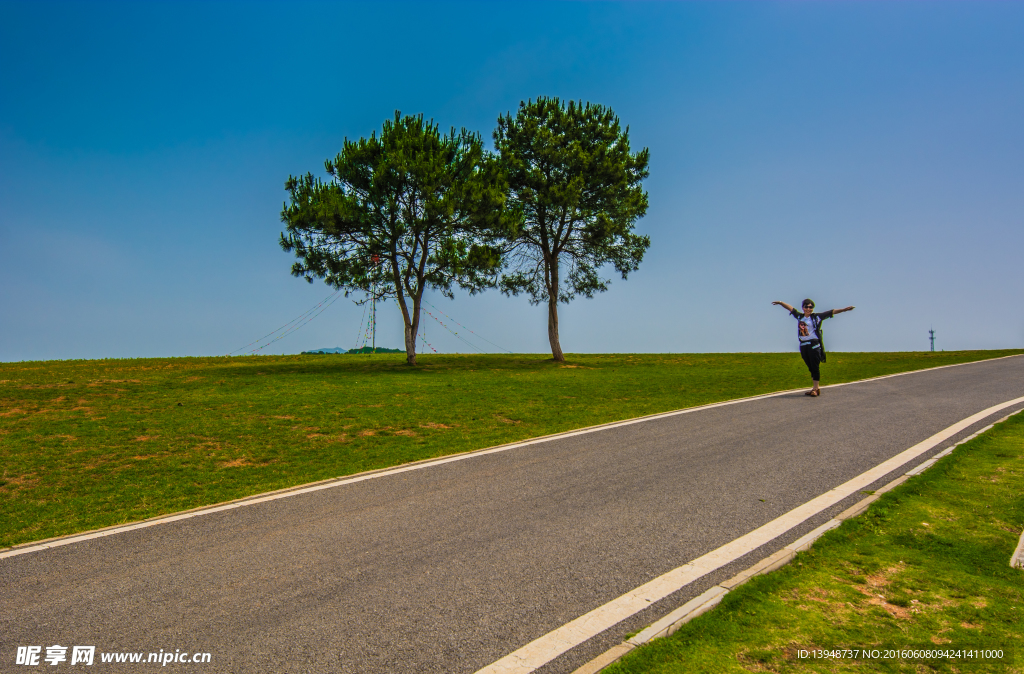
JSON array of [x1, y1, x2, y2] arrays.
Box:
[[772, 299, 855, 397]]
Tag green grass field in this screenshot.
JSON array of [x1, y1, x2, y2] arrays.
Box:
[[1, 350, 1019, 549], [605, 408, 1024, 674]]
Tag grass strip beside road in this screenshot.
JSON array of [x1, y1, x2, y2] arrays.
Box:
[[1, 350, 1020, 549], [605, 410, 1024, 674]]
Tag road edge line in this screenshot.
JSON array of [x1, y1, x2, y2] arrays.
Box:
[[565, 406, 1024, 674], [473, 398, 1024, 674], [2, 354, 1019, 559]]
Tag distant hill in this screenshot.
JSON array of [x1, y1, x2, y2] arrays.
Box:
[[301, 346, 404, 355]]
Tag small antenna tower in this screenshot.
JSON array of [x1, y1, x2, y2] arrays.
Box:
[[929, 328, 935, 352], [370, 254, 380, 354]]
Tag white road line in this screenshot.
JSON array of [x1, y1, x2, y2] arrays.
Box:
[[2, 354, 1020, 561], [823, 354, 1020, 389], [0, 390, 794, 560], [1012, 535, 1024, 570], [473, 394, 1024, 674]]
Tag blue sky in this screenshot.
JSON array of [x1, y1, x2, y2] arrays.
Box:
[[1, 1, 1021, 361]]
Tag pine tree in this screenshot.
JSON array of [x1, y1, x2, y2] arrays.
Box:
[[493, 98, 650, 361], [281, 112, 510, 365]]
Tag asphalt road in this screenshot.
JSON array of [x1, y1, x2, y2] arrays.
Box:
[[3, 356, 1023, 674]]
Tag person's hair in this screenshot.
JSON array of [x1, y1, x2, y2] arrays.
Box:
[[802, 299, 815, 309]]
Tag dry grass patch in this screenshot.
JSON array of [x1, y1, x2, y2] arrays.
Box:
[[0, 474, 39, 492], [219, 458, 254, 468]]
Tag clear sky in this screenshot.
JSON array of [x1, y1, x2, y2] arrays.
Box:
[[1, 1, 1021, 361]]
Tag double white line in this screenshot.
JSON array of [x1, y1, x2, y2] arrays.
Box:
[[475, 395, 1024, 674]]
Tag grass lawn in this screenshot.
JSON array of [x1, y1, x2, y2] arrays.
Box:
[[1, 349, 1020, 549], [604, 409, 1024, 674]]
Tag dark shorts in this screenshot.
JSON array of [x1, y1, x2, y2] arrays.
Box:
[[800, 341, 822, 380]]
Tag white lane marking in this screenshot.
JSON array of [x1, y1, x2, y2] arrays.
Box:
[[0, 390, 794, 560], [1012, 535, 1024, 570], [2, 354, 1020, 560], [823, 353, 1022, 389], [474, 395, 1024, 674]]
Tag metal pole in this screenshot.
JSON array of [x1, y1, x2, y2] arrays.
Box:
[[929, 329, 935, 352]]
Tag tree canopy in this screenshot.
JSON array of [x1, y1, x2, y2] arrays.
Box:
[[280, 112, 509, 365], [493, 97, 650, 361]]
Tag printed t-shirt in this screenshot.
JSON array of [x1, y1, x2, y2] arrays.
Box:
[[790, 309, 834, 349]]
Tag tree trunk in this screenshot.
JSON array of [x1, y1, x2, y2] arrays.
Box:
[[395, 288, 418, 367], [404, 320, 417, 366], [405, 292, 423, 366], [547, 296, 564, 361], [545, 257, 564, 362]]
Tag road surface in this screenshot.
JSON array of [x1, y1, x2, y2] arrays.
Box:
[[2, 356, 1023, 673]]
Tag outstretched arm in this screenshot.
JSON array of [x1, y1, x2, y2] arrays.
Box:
[[832, 306, 855, 314], [772, 301, 795, 313]]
